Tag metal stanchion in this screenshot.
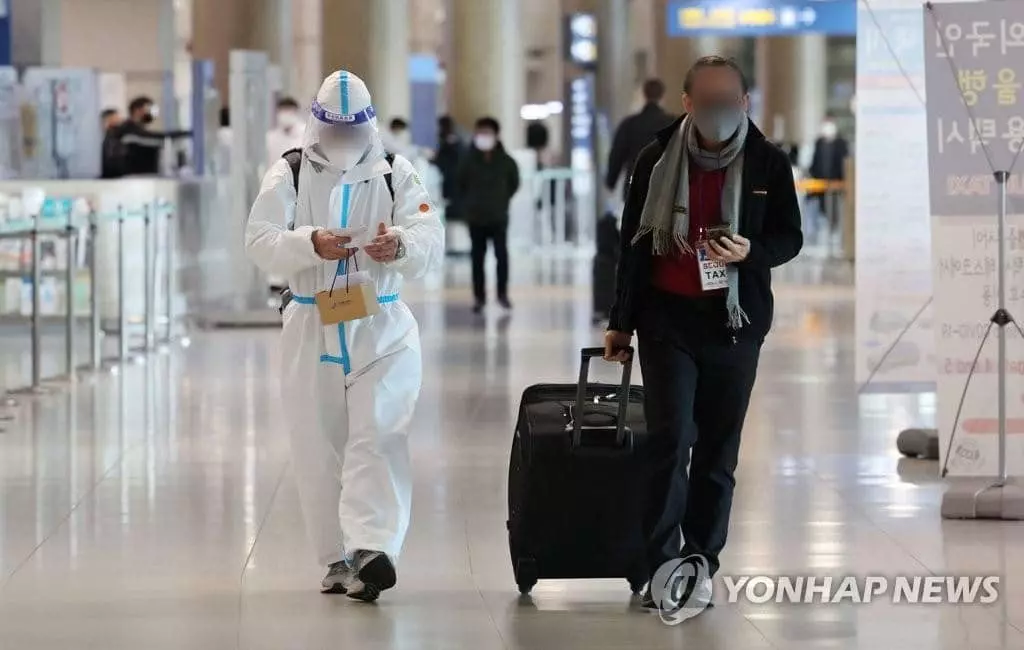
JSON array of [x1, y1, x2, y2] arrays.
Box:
[[143, 204, 154, 351], [89, 212, 101, 370], [29, 225, 42, 391], [64, 225, 77, 379], [117, 206, 128, 363], [163, 203, 174, 343], [554, 178, 566, 249]]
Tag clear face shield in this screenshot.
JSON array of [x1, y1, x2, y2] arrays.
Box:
[[304, 100, 379, 170]]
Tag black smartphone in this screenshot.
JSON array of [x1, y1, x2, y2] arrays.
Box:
[[706, 224, 733, 242]]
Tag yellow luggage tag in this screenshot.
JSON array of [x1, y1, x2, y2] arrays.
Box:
[[315, 256, 379, 325]]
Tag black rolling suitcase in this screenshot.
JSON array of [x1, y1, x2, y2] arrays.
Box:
[[507, 348, 649, 595], [592, 213, 620, 322]]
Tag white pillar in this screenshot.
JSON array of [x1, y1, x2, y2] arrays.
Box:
[[276, 0, 295, 97], [761, 35, 827, 152], [40, 0, 62, 65], [11, 0, 63, 66], [450, 0, 524, 149], [597, 0, 633, 129], [293, 0, 322, 100], [319, 0, 409, 119], [369, 0, 411, 121]]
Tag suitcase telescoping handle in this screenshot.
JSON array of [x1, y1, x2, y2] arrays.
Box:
[[572, 347, 634, 450]]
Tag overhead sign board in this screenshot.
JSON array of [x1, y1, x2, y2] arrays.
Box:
[[667, 0, 857, 36]]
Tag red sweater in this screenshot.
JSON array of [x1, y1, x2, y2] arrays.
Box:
[[653, 161, 727, 296]]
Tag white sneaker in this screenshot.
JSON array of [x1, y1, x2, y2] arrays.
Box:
[[345, 550, 397, 603], [321, 560, 355, 594], [689, 576, 713, 609], [645, 574, 714, 621]]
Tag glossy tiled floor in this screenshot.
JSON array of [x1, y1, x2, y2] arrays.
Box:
[[1, 257, 1023, 650]]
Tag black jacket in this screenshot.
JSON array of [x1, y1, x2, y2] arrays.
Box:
[[111, 121, 164, 176], [433, 136, 464, 201], [101, 127, 124, 179], [109, 122, 191, 177], [810, 136, 849, 181], [456, 143, 520, 227], [609, 118, 804, 343], [606, 103, 677, 196]]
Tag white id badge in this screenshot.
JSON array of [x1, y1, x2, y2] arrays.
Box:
[[697, 244, 729, 292]]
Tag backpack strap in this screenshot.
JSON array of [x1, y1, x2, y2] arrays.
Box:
[[383, 152, 396, 203], [282, 147, 303, 192]]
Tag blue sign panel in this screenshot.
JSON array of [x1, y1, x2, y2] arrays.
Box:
[[667, 0, 856, 37], [0, 0, 10, 66], [408, 54, 440, 148]]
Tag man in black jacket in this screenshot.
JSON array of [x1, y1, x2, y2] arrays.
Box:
[[109, 96, 190, 177], [457, 116, 521, 313], [604, 56, 802, 612], [605, 79, 676, 199]]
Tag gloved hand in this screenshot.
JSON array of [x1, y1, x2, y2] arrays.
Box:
[[364, 222, 401, 263], [312, 230, 355, 261]]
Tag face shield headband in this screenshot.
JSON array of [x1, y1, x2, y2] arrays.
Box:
[[311, 100, 377, 126]]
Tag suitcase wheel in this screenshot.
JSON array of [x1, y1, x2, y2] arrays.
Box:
[[515, 558, 538, 595], [628, 576, 647, 595]]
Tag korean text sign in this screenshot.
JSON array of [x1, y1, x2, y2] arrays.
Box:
[[924, 0, 1024, 477]]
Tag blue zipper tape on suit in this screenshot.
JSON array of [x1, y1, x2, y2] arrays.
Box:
[[291, 293, 400, 306], [292, 293, 401, 369], [337, 185, 352, 373]]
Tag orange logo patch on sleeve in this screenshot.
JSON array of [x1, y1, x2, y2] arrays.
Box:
[[418, 203, 430, 213]]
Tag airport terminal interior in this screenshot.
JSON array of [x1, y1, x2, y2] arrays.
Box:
[[1, 0, 1023, 648]]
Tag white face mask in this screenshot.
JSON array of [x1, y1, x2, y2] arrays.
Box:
[[821, 121, 838, 139], [474, 134, 496, 152], [393, 130, 411, 145], [277, 111, 300, 129]]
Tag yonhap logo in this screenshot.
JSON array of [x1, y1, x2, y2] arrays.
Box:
[[651, 554, 713, 625]]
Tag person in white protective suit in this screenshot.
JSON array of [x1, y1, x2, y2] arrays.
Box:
[[244, 71, 443, 602]]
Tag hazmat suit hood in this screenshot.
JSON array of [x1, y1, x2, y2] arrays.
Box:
[[294, 71, 393, 234], [300, 71, 390, 183]]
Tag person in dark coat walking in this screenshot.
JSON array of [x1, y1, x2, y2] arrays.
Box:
[[605, 79, 677, 199], [604, 56, 803, 614], [456, 116, 521, 313], [809, 113, 850, 232], [432, 115, 464, 221]]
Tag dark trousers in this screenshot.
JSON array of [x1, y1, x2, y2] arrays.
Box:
[[469, 224, 509, 303], [636, 295, 760, 577]]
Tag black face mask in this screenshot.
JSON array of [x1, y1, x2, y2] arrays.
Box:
[[140, 113, 154, 125]]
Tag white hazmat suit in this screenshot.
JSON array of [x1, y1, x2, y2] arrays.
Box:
[[245, 72, 443, 594]]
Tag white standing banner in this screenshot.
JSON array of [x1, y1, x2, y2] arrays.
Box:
[[924, 0, 1024, 476], [855, 0, 936, 388]]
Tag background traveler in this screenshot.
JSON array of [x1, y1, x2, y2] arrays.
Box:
[[108, 96, 190, 177], [457, 116, 520, 314], [809, 112, 849, 235], [266, 96, 306, 169], [431, 115, 464, 222], [101, 109, 124, 179], [382, 117, 418, 161], [605, 79, 676, 200]]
